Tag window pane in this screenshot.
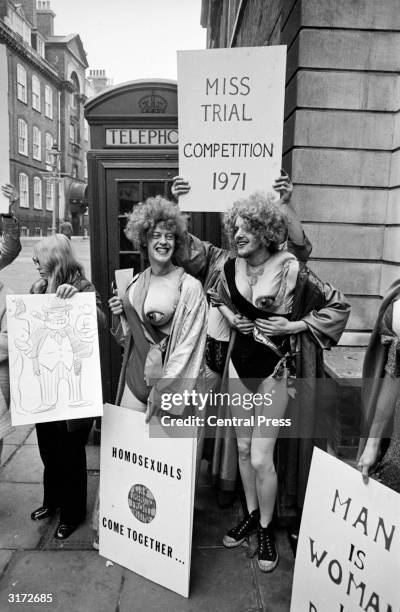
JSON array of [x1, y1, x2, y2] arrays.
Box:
[[119, 217, 133, 251], [142, 181, 165, 200], [119, 252, 142, 272], [118, 182, 140, 215]]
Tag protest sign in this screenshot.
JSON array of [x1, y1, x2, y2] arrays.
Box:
[[291, 448, 400, 612], [99, 404, 197, 597], [6, 293, 103, 426], [177, 46, 286, 212], [0, 45, 10, 214]]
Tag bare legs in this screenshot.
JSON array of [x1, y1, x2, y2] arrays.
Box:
[[230, 367, 288, 527]]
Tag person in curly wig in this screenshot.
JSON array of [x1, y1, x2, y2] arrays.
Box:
[[124, 196, 187, 260], [109, 196, 207, 416], [91, 197, 207, 548], [208, 191, 350, 573], [223, 191, 288, 255]]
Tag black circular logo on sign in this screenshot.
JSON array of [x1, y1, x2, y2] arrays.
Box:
[[128, 484, 157, 523]]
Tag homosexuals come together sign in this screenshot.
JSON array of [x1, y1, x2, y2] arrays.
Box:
[[99, 404, 197, 597], [291, 448, 400, 612]]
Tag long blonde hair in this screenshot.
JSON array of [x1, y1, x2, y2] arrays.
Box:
[[33, 234, 84, 292]]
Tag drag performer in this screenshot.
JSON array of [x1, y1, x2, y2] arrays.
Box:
[[172, 172, 312, 506], [30, 234, 106, 540], [92, 197, 207, 547], [358, 280, 400, 491], [109, 196, 207, 417]]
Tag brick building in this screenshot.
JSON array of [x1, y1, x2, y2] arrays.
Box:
[[200, 0, 400, 346], [0, 0, 91, 235]]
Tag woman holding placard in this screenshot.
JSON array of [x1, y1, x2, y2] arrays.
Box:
[[358, 281, 400, 492], [29, 234, 106, 540]]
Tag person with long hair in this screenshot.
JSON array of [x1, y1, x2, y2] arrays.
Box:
[[30, 234, 106, 540], [358, 280, 400, 491]]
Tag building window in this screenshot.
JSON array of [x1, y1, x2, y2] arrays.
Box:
[[18, 118, 28, 156], [33, 126, 41, 160], [45, 132, 53, 168], [32, 75, 41, 111], [34, 227, 42, 237], [17, 64, 27, 103], [37, 38, 45, 59], [84, 119, 89, 142], [45, 181, 54, 211], [71, 165, 78, 178], [44, 86, 53, 119], [69, 123, 76, 144], [21, 226, 29, 237], [33, 177, 42, 209], [18, 173, 29, 208]]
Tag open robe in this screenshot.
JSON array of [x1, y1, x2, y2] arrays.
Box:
[[114, 268, 208, 416], [174, 231, 313, 493], [358, 280, 400, 464], [211, 262, 350, 519], [0, 282, 11, 440]]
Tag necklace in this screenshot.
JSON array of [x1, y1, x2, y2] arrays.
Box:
[[245, 261, 265, 286]]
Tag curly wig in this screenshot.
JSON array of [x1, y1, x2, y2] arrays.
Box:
[[124, 196, 188, 258], [224, 191, 288, 254]]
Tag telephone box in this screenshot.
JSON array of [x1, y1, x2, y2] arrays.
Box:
[[85, 79, 221, 402]]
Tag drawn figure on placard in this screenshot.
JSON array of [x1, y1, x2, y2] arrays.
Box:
[[23, 297, 94, 412], [8, 297, 31, 413]]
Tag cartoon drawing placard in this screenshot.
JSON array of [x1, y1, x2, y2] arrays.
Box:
[[7, 293, 103, 426], [290, 448, 400, 612], [99, 404, 197, 598]]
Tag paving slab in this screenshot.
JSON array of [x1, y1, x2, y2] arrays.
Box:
[[24, 429, 38, 445], [0, 552, 13, 578], [119, 547, 260, 612], [0, 445, 18, 465], [3, 426, 34, 445], [255, 530, 294, 612], [0, 445, 42, 483], [193, 485, 239, 547], [0, 551, 123, 612], [0, 483, 51, 549], [41, 472, 99, 551]]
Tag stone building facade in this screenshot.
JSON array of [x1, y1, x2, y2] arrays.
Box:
[[201, 0, 400, 345], [0, 0, 91, 235]]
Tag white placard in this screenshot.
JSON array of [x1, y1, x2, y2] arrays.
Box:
[[177, 46, 286, 212], [7, 293, 103, 426], [0, 44, 10, 214], [99, 404, 197, 597], [291, 448, 400, 612], [114, 268, 134, 299]]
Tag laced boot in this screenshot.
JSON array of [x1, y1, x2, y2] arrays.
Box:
[[257, 522, 279, 572], [223, 508, 260, 548]]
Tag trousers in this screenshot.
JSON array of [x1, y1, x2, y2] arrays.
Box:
[[35, 420, 92, 524]]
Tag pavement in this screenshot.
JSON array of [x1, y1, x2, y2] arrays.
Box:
[[0, 238, 295, 611], [0, 425, 294, 612]]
